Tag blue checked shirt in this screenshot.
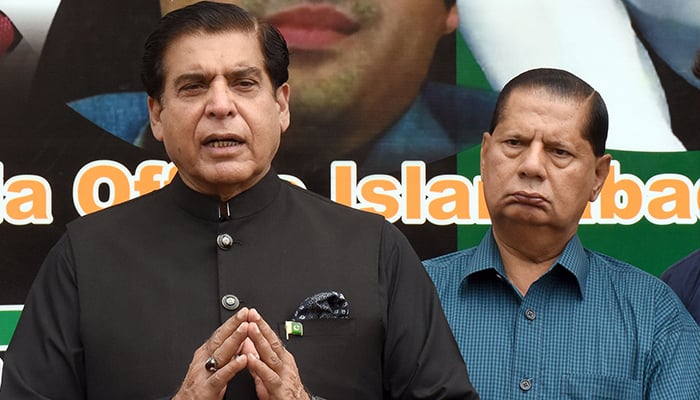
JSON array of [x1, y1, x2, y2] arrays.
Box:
[[425, 229, 700, 400]]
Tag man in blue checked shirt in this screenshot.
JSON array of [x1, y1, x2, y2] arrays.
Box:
[[424, 68, 700, 399]]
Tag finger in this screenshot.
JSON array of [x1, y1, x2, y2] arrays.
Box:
[[175, 309, 251, 399], [238, 337, 258, 358], [209, 353, 248, 386], [247, 352, 306, 400], [246, 310, 291, 373], [209, 321, 250, 369], [246, 347, 281, 393], [173, 348, 247, 400], [244, 314, 307, 399], [206, 307, 249, 355], [251, 370, 271, 400]]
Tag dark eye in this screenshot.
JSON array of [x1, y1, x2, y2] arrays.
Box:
[[234, 79, 258, 91], [552, 148, 571, 157], [180, 82, 206, 94], [505, 139, 521, 146]]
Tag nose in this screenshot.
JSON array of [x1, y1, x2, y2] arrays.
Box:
[[517, 145, 546, 180], [205, 79, 236, 119]]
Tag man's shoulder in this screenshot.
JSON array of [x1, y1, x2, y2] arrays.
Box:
[[281, 179, 387, 224], [66, 184, 168, 233], [661, 249, 700, 286], [588, 250, 693, 319], [423, 247, 478, 284], [589, 250, 670, 290], [424, 247, 478, 268]]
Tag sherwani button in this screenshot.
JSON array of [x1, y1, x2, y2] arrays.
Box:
[[221, 294, 240, 311], [217, 234, 234, 250]]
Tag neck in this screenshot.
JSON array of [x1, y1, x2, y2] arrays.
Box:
[[492, 224, 574, 296]]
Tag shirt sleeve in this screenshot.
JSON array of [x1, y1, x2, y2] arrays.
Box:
[[0, 234, 86, 399], [644, 284, 700, 399], [0, 235, 176, 400], [377, 222, 479, 400]]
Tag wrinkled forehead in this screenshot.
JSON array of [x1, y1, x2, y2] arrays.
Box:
[[159, 29, 266, 82], [163, 28, 260, 63]]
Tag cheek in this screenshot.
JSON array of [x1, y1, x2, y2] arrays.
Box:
[[484, 157, 514, 184], [556, 173, 593, 204], [268, 133, 282, 155]]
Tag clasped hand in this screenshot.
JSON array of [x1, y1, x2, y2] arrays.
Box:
[[173, 307, 309, 400]]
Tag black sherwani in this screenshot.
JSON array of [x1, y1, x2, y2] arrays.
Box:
[[1, 170, 477, 399]]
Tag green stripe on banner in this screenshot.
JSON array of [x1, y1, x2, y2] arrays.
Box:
[[456, 33, 491, 90], [0, 306, 23, 351]]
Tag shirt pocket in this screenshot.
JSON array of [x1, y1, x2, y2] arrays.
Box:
[[561, 374, 642, 399]]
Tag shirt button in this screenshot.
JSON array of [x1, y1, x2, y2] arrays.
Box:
[[217, 234, 234, 250], [519, 378, 532, 392], [524, 309, 536, 321], [221, 294, 240, 311]]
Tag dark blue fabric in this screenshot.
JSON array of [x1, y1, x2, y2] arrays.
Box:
[[662, 248, 700, 325]]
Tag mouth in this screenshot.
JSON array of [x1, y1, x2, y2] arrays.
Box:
[[511, 191, 548, 206], [204, 135, 245, 149], [267, 5, 360, 50], [207, 139, 242, 148]]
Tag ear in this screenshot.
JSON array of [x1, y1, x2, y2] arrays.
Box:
[[276, 83, 291, 134], [479, 132, 491, 177], [444, 2, 459, 34], [148, 96, 165, 142], [589, 154, 611, 202]]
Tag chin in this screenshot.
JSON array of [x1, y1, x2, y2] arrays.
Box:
[[501, 211, 550, 226]]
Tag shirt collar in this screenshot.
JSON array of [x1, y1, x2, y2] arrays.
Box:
[[463, 228, 590, 298], [555, 234, 590, 298], [168, 168, 281, 222]]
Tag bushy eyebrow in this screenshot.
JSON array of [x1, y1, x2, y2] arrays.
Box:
[[172, 66, 263, 87], [225, 66, 263, 81], [545, 138, 569, 148]]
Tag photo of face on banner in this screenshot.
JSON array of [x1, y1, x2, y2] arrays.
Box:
[[66, 0, 497, 193], [456, 0, 700, 151], [60, 0, 700, 183]]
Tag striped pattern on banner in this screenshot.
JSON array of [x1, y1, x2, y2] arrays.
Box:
[[0, 305, 23, 351]]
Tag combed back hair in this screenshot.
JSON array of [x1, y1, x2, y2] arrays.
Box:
[[141, 1, 289, 102], [488, 68, 608, 156]]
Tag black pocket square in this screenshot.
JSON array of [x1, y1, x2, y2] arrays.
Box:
[[293, 291, 349, 320]]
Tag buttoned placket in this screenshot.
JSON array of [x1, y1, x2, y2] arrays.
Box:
[[217, 201, 243, 320], [512, 276, 551, 397]]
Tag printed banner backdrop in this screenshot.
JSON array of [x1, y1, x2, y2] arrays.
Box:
[[0, 0, 699, 357]]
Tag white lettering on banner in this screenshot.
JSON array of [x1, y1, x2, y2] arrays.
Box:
[[0, 159, 698, 225], [0, 162, 53, 225]]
